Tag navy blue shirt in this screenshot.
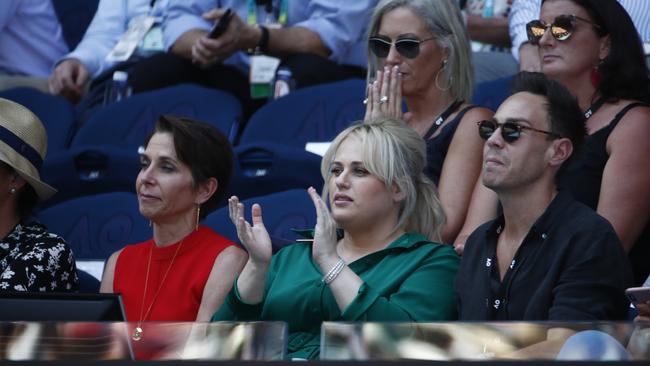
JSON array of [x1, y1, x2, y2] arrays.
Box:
[[456, 191, 632, 321]]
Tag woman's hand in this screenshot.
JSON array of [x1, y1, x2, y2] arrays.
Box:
[[307, 187, 340, 268], [364, 65, 408, 122], [635, 301, 650, 323], [228, 196, 272, 266]]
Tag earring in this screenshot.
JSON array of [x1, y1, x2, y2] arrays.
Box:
[[9, 187, 16, 194], [195, 205, 200, 231], [590, 60, 603, 88], [435, 59, 451, 91]]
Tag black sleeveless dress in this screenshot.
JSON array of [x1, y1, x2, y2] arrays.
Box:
[[424, 105, 478, 185], [557, 102, 650, 285]]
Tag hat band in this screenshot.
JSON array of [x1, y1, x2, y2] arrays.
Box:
[[0, 124, 43, 170]]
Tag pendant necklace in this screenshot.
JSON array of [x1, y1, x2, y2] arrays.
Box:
[[132, 239, 184, 341]]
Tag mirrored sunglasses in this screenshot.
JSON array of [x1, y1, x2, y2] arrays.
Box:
[[526, 14, 601, 45], [368, 36, 435, 59], [477, 120, 560, 143]]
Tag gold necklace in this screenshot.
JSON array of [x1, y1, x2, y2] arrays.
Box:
[[132, 239, 184, 341]]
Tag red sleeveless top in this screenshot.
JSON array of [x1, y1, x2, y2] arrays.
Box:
[[114, 225, 234, 322]]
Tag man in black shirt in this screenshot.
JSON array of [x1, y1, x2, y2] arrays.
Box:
[[455, 72, 632, 325]]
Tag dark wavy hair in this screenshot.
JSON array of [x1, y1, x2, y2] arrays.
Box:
[[144, 115, 233, 219], [542, 0, 649, 102]]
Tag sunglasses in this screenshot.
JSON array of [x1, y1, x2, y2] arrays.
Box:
[[526, 14, 601, 45], [368, 36, 435, 59], [477, 119, 560, 143]]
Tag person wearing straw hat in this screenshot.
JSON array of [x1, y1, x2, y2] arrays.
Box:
[[0, 98, 78, 292]]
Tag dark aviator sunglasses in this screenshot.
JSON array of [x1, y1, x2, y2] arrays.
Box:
[[477, 119, 560, 143], [526, 14, 602, 45], [368, 36, 435, 59]]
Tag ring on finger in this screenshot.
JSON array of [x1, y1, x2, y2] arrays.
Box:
[[379, 95, 389, 104]]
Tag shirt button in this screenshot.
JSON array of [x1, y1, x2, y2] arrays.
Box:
[[542, 233, 548, 240]]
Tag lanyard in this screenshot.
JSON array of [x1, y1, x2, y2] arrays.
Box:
[[422, 100, 464, 140], [583, 96, 606, 119], [247, 0, 288, 25]]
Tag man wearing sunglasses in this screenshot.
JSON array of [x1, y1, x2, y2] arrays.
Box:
[[455, 72, 631, 342]]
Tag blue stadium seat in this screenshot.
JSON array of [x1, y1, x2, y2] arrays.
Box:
[[37, 192, 150, 261], [239, 79, 366, 146], [40, 146, 140, 209], [226, 142, 324, 201], [472, 74, 514, 112], [231, 80, 363, 199], [77, 269, 100, 293], [205, 189, 316, 253], [51, 0, 99, 50], [0, 87, 76, 153], [70, 84, 243, 148]]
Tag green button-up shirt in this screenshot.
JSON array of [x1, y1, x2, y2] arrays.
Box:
[[212, 231, 459, 359]]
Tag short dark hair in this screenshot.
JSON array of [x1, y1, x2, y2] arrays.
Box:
[[512, 71, 586, 151], [542, 0, 650, 102], [144, 115, 233, 219]]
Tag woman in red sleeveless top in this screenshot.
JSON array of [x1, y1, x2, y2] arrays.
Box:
[[99, 116, 247, 333]]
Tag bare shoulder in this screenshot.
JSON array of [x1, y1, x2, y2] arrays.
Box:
[[204, 245, 247, 287], [461, 106, 493, 123], [99, 249, 124, 293], [212, 245, 248, 268], [455, 106, 493, 139], [609, 102, 650, 147]]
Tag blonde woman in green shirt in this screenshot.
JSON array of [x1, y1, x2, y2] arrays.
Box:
[[214, 118, 460, 359]]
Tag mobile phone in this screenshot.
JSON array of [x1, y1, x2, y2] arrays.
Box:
[[208, 8, 232, 39], [625, 287, 650, 305]]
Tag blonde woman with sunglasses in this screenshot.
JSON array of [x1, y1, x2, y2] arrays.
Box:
[[364, 0, 493, 244]]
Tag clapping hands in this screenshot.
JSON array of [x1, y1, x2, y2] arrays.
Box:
[[228, 196, 272, 265], [229, 188, 340, 270], [307, 187, 340, 267]]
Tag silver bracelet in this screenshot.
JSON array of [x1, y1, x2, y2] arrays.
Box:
[[322, 258, 345, 285]]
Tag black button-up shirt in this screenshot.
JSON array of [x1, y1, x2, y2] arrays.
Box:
[[456, 191, 632, 321]]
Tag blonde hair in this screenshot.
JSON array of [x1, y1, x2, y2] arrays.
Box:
[[366, 0, 473, 101], [321, 118, 445, 242]]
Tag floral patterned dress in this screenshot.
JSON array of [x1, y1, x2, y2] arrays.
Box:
[[0, 222, 78, 292]]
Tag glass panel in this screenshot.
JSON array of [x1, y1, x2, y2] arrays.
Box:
[[321, 322, 650, 361], [0, 321, 287, 361]]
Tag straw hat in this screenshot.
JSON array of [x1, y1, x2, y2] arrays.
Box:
[[0, 98, 56, 200]]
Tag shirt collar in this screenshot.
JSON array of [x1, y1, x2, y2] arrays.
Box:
[[291, 229, 430, 250], [483, 190, 574, 241]]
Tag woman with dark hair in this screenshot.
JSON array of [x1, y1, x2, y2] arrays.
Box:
[[363, 0, 493, 243], [0, 98, 78, 292], [100, 116, 247, 336], [456, 0, 650, 285]]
